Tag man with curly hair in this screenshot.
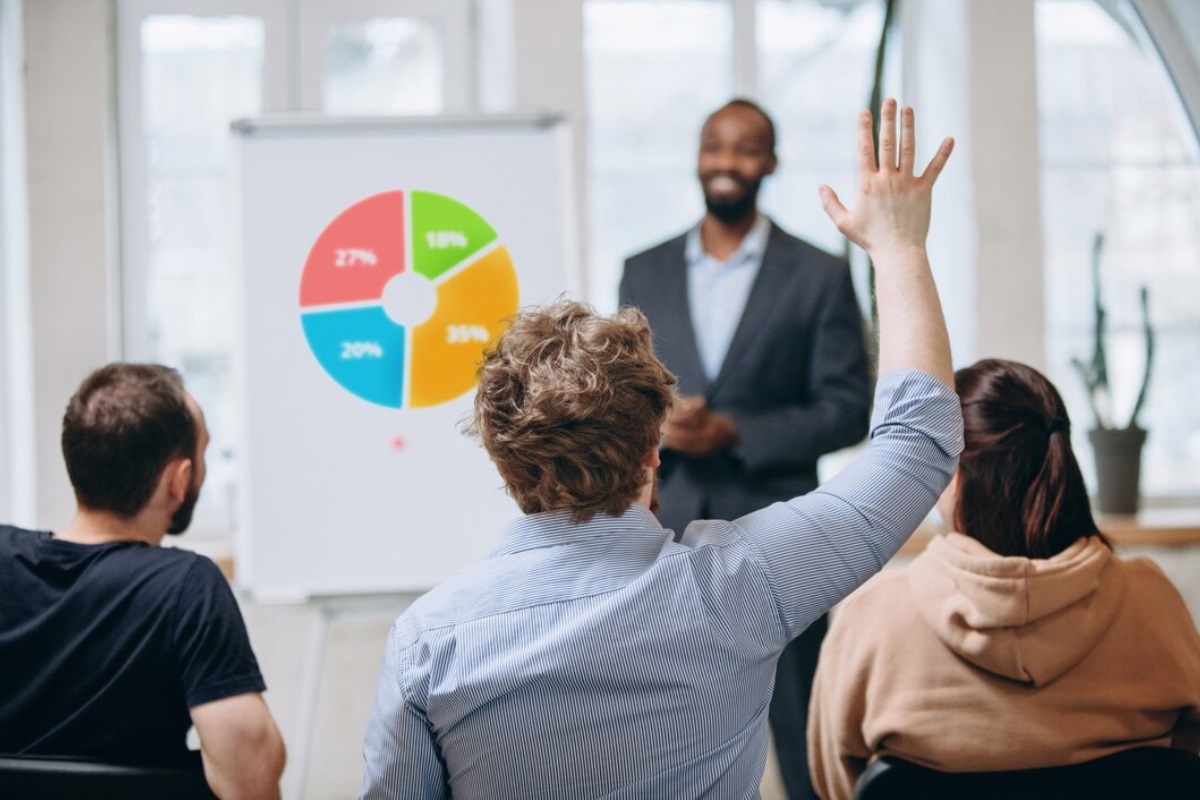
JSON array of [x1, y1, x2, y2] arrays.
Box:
[[621, 98, 874, 800], [361, 101, 960, 799]]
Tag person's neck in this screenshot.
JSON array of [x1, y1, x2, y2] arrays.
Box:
[[700, 210, 759, 262], [56, 507, 166, 547]]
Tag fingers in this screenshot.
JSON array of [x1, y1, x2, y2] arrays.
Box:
[[818, 185, 849, 231], [920, 136, 955, 185], [878, 99, 898, 171], [856, 109, 876, 179], [898, 105, 915, 174]]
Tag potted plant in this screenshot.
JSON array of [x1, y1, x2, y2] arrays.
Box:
[[1071, 232, 1155, 515]]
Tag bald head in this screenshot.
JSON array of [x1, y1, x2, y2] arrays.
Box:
[[702, 99, 776, 159]]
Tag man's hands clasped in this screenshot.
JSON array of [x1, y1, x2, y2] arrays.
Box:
[[660, 395, 737, 458]]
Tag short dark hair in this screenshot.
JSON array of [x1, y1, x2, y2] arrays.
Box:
[[61, 363, 198, 518], [706, 98, 777, 157], [470, 301, 676, 523], [954, 359, 1102, 558]]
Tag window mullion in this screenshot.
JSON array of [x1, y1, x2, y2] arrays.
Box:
[[733, 0, 758, 97]]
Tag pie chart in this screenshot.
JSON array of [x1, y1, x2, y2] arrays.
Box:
[[298, 190, 519, 409]]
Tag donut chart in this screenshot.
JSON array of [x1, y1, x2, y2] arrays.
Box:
[[299, 190, 519, 408]]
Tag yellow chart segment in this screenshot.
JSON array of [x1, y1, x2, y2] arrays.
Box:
[[410, 246, 520, 408]]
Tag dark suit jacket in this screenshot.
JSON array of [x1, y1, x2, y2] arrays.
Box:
[[620, 222, 872, 537]]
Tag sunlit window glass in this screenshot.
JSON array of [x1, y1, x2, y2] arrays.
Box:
[[325, 17, 443, 115], [1037, 0, 1200, 499], [140, 15, 265, 531], [757, 0, 890, 260], [584, 0, 734, 309]]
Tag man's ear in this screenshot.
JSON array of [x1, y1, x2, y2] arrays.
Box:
[[164, 458, 193, 503], [642, 448, 661, 469]]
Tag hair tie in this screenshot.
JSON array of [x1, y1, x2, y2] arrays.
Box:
[[1045, 416, 1068, 434]]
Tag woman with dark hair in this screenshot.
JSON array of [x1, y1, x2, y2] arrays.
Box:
[[806, 358, 1200, 800]]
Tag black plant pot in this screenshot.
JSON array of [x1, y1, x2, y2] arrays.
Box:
[[1088, 426, 1148, 515]]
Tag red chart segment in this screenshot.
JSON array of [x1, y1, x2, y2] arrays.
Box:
[[299, 191, 406, 308]]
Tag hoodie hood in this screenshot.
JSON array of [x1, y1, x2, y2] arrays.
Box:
[[907, 533, 1123, 686]]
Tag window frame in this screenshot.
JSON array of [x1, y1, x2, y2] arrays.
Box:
[[115, 0, 292, 361]]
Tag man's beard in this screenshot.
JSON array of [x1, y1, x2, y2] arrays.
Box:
[[166, 482, 200, 535], [703, 178, 760, 224]]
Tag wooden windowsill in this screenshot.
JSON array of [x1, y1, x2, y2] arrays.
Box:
[[898, 507, 1200, 557]]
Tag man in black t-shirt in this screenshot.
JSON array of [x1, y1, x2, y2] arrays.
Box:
[[0, 364, 285, 799]]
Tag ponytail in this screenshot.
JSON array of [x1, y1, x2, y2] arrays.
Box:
[[955, 360, 1101, 559]]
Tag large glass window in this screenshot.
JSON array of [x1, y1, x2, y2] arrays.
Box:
[[119, 2, 466, 535], [138, 15, 266, 533], [756, 0, 889, 260], [584, 0, 735, 308], [1037, 0, 1200, 499], [324, 18, 444, 114]]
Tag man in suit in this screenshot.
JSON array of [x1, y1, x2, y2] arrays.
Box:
[[619, 99, 872, 800]]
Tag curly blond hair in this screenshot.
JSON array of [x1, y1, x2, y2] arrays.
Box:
[[470, 300, 676, 522]]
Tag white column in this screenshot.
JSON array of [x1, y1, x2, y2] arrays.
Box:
[[905, 0, 1045, 370], [502, 0, 588, 297], [23, 0, 119, 529], [1, 0, 35, 526]]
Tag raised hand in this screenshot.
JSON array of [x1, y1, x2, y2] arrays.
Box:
[[818, 99, 953, 259]]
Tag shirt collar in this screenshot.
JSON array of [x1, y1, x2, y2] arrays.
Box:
[[491, 504, 666, 558], [685, 213, 772, 267]]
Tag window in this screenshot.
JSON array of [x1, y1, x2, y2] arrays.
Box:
[[133, 14, 267, 534], [323, 18, 444, 114], [756, 0, 891, 260], [584, 0, 735, 309], [117, 0, 470, 535], [1037, 0, 1200, 499], [584, 0, 894, 313]]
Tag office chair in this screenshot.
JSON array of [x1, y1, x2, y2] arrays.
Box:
[[0, 750, 217, 799], [854, 746, 1200, 799]]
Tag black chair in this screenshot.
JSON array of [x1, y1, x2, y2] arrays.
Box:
[[854, 746, 1200, 799], [0, 750, 217, 799]]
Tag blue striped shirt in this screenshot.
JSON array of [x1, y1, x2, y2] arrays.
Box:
[[361, 369, 962, 799]]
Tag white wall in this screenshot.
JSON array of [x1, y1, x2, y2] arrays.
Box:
[[22, 0, 120, 530]]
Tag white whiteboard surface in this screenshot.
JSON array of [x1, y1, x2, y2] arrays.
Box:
[[231, 115, 577, 600]]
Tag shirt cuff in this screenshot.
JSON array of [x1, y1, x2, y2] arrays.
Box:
[[870, 368, 964, 459]]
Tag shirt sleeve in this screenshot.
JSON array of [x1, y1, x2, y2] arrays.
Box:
[[360, 623, 449, 799], [172, 558, 266, 708], [693, 368, 962, 644]]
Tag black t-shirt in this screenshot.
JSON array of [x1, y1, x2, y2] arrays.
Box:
[[0, 525, 266, 762]]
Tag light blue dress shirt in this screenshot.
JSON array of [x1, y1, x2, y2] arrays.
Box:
[[361, 369, 963, 799], [684, 214, 772, 381]]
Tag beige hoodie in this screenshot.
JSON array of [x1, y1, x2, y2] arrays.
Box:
[[807, 534, 1200, 800]]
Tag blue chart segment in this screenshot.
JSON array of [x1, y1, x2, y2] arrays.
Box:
[[301, 306, 405, 408], [300, 190, 520, 409]]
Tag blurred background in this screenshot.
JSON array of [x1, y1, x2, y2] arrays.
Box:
[[1, 1, 1199, 797]]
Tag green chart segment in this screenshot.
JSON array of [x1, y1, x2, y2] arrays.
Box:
[[298, 190, 520, 409], [410, 191, 499, 280]]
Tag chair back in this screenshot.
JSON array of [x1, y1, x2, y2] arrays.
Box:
[[0, 750, 216, 799], [854, 746, 1200, 799]]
